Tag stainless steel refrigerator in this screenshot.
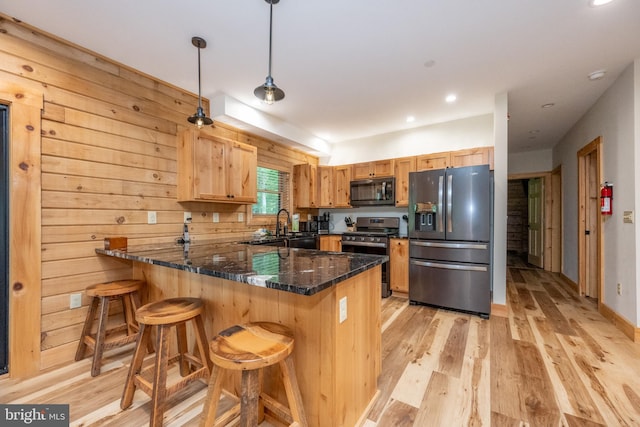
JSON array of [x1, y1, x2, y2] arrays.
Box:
[[408, 165, 493, 317]]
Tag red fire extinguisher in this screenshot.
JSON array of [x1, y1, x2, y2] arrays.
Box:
[[601, 182, 613, 215]]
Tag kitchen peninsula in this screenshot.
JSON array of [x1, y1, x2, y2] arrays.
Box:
[[96, 242, 386, 427]]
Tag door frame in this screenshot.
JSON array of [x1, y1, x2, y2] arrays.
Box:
[[1, 86, 43, 378], [577, 137, 603, 301], [508, 171, 559, 271]]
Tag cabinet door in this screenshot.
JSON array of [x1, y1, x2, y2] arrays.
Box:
[[450, 147, 491, 168], [294, 164, 318, 208], [394, 157, 415, 207], [372, 159, 394, 177], [333, 165, 351, 208], [227, 141, 257, 203], [352, 162, 372, 180], [193, 133, 229, 201], [318, 166, 334, 208], [390, 238, 409, 292], [330, 235, 342, 251], [416, 152, 451, 171]]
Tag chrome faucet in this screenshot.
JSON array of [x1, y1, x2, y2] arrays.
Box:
[[276, 208, 290, 237]]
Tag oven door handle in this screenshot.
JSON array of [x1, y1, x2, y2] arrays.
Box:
[[341, 241, 387, 249], [410, 259, 487, 272]]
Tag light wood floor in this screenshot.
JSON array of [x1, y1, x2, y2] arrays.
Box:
[[2, 257, 640, 426]]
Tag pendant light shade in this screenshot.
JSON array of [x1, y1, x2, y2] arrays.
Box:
[[254, 0, 285, 104], [188, 36, 213, 128]]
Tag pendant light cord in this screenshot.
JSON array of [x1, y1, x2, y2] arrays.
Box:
[[197, 44, 203, 109], [268, 1, 273, 79]]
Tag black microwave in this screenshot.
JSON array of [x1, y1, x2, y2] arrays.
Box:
[[350, 177, 395, 206]]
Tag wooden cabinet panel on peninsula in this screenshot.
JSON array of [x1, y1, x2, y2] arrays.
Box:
[[352, 159, 395, 179], [394, 157, 415, 207], [178, 129, 257, 203], [390, 238, 409, 293]]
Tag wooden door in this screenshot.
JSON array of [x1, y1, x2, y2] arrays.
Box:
[[227, 141, 257, 203], [333, 165, 351, 208], [193, 133, 228, 200], [318, 166, 334, 208], [389, 238, 409, 292], [394, 157, 415, 207], [450, 147, 491, 168], [527, 178, 543, 268], [416, 152, 450, 170], [578, 137, 602, 300]]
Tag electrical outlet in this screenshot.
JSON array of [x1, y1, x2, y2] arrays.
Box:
[[212, 213, 219, 223], [184, 212, 192, 223], [70, 293, 82, 309], [339, 296, 347, 323], [617, 283, 622, 295], [147, 211, 157, 224], [238, 212, 244, 222]]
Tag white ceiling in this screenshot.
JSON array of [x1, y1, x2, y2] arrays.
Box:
[[2, 0, 639, 155]]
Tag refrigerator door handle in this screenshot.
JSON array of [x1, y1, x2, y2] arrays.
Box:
[[447, 174, 453, 233], [410, 241, 488, 250], [411, 259, 488, 272], [437, 175, 444, 232]]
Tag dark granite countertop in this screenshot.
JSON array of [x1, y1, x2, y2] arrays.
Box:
[[96, 241, 387, 296]]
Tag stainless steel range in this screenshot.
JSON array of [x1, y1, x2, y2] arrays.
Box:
[[341, 216, 400, 298]]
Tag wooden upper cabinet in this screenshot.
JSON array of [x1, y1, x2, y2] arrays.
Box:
[[293, 163, 318, 208], [352, 159, 395, 179], [416, 152, 451, 171], [394, 156, 415, 207], [333, 165, 351, 208], [178, 129, 257, 203], [450, 147, 494, 169], [318, 166, 334, 208]]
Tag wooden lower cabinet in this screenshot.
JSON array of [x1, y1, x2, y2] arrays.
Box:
[[390, 238, 409, 293], [320, 235, 342, 251]]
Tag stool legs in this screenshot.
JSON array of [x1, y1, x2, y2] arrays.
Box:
[[280, 357, 307, 425], [75, 297, 99, 363]]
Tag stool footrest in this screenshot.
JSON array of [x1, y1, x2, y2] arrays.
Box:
[[261, 392, 294, 425]]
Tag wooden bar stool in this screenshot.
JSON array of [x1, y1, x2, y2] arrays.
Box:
[[200, 322, 307, 427], [121, 297, 212, 427], [75, 279, 146, 377]]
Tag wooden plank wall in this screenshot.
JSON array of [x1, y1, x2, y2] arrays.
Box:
[[0, 15, 318, 375]]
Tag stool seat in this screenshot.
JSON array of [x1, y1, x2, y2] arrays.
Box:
[[200, 322, 307, 427], [210, 323, 294, 370], [136, 297, 203, 325], [86, 279, 143, 297], [75, 279, 146, 377], [121, 297, 211, 427]]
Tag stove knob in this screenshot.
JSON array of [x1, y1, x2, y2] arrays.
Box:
[[375, 238, 381, 243], [360, 237, 365, 241]]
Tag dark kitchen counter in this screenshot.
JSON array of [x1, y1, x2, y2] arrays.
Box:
[[96, 240, 387, 296]]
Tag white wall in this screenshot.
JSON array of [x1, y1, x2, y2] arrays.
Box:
[[324, 114, 493, 166], [493, 93, 509, 306], [508, 149, 553, 175], [553, 61, 638, 326]]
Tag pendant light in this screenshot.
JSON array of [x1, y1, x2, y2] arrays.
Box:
[[187, 36, 213, 128], [254, 0, 285, 104]]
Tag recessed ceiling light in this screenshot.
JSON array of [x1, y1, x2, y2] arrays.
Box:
[[445, 94, 457, 103], [588, 69, 606, 81], [406, 116, 415, 123], [589, 0, 613, 7], [541, 103, 555, 109]]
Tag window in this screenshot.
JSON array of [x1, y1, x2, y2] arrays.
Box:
[[252, 166, 290, 216]]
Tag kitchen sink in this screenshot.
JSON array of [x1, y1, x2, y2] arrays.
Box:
[[242, 233, 318, 249]]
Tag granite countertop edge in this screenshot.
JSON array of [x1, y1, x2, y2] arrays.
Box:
[[96, 243, 387, 297]]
